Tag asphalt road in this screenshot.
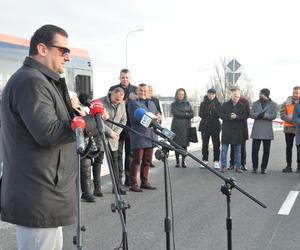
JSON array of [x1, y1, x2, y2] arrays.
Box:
[[1, 131, 300, 250]]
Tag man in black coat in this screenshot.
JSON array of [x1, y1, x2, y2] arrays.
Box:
[[219, 87, 246, 173], [1, 25, 85, 249], [199, 88, 221, 169], [109, 69, 137, 186]]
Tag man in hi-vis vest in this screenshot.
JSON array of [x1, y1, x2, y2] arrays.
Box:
[[280, 86, 300, 173]]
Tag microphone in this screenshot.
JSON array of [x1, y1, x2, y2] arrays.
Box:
[[71, 116, 86, 153], [78, 93, 92, 107], [89, 99, 105, 134], [133, 108, 175, 140]]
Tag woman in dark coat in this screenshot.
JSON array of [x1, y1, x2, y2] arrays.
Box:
[[171, 88, 194, 168]]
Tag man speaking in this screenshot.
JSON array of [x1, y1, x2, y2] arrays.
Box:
[[0, 24, 87, 249]]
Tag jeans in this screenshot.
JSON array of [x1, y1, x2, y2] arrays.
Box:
[[16, 226, 62, 250], [230, 140, 247, 166], [221, 144, 241, 168]]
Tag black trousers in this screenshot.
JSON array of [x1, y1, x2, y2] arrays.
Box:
[[117, 137, 132, 185], [201, 130, 220, 161], [252, 139, 271, 170], [93, 150, 121, 186], [230, 140, 247, 166], [285, 133, 300, 167]]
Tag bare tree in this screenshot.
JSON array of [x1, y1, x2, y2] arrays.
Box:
[[208, 57, 254, 103]]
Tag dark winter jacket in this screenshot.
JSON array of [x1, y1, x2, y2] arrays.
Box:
[[1, 57, 77, 227], [239, 97, 250, 140], [198, 95, 221, 133], [127, 99, 158, 150], [219, 99, 247, 145], [171, 101, 194, 147]]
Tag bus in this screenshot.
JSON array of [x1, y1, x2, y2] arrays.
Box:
[[0, 33, 93, 98]]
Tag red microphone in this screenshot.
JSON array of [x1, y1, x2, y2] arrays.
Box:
[[89, 100, 104, 117], [89, 99, 105, 134], [71, 116, 86, 153]]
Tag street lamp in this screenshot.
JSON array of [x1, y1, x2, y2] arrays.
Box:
[[125, 28, 144, 68]]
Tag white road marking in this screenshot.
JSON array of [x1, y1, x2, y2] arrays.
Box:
[[278, 191, 299, 215]]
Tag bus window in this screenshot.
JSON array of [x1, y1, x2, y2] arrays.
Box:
[[75, 75, 92, 97]]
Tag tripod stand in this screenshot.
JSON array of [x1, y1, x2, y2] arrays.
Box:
[[155, 146, 172, 250], [94, 114, 130, 250]]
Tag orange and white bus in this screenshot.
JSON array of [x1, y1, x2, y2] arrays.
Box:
[[0, 33, 93, 98]]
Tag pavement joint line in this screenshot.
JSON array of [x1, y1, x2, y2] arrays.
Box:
[[278, 190, 299, 215]]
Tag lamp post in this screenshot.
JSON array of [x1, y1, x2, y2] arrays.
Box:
[[125, 28, 144, 68]]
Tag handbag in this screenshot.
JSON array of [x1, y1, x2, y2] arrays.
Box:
[[188, 127, 198, 143]]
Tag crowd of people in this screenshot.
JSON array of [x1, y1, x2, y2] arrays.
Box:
[[1, 24, 300, 250]]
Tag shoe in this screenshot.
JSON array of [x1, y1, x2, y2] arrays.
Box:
[[140, 183, 157, 190], [81, 192, 96, 202], [220, 166, 226, 173], [150, 163, 156, 168], [297, 167, 300, 173], [213, 161, 220, 169], [93, 186, 104, 197], [235, 168, 243, 173], [228, 165, 234, 170], [112, 188, 127, 195], [282, 166, 292, 173], [124, 179, 131, 187], [200, 161, 208, 168], [181, 161, 187, 168], [241, 165, 247, 171], [252, 169, 257, 173], [129, 185, 143, 192], [261, 169, 267, 174], [175, 163, 180, 168]]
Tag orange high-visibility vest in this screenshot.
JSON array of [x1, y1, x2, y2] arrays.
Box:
[[284, 102, 295, 127]]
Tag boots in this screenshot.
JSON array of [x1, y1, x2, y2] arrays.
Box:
[[175, 153, 180, 168], [92, 161, 103, 197], [282, 166, 292, 173], [181, 156, 187, 168], [81, 158, 95, 202]]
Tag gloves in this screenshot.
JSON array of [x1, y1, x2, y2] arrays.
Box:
[[89, 100, 104, 117], [257, 112, 265, 119], [71, 116, 86, 131]]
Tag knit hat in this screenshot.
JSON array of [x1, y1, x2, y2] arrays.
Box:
[[260, 88, 270, 98], [207, 88, 216, 94]]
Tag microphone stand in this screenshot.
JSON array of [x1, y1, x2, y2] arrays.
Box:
[[73, 150, 85, 250], [155, 146, 172, 250], [107, 120, 267, 250], [107, 120, 185, 250], [94, 115, 130, 250], [156, 130, 267, 250]]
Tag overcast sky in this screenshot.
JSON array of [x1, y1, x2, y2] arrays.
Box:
[[1, 0, 300, 102]]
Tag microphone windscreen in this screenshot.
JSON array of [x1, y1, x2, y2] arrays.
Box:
[[78, 93, 92, 107], [134, 108, 146, 121]]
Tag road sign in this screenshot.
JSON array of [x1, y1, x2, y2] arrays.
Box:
[[226, 72, 241, 85], [227, 59, 241, 72]]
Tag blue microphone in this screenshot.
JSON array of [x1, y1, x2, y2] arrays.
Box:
[[133, 107, 175, 140]]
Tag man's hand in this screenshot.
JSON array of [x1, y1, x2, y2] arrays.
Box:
[[102, 108, 110, 120], [110, 131, 119, 140], [156, 113, 162, 124], [230, 113, 237, 119]]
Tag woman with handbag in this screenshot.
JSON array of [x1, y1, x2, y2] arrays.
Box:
[[171, 88, 194, 168]]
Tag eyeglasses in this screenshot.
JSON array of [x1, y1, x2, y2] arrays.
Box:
[[48, 45, 71, 56]]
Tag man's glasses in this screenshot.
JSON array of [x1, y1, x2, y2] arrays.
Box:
[[48, 45, 71, 56]]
